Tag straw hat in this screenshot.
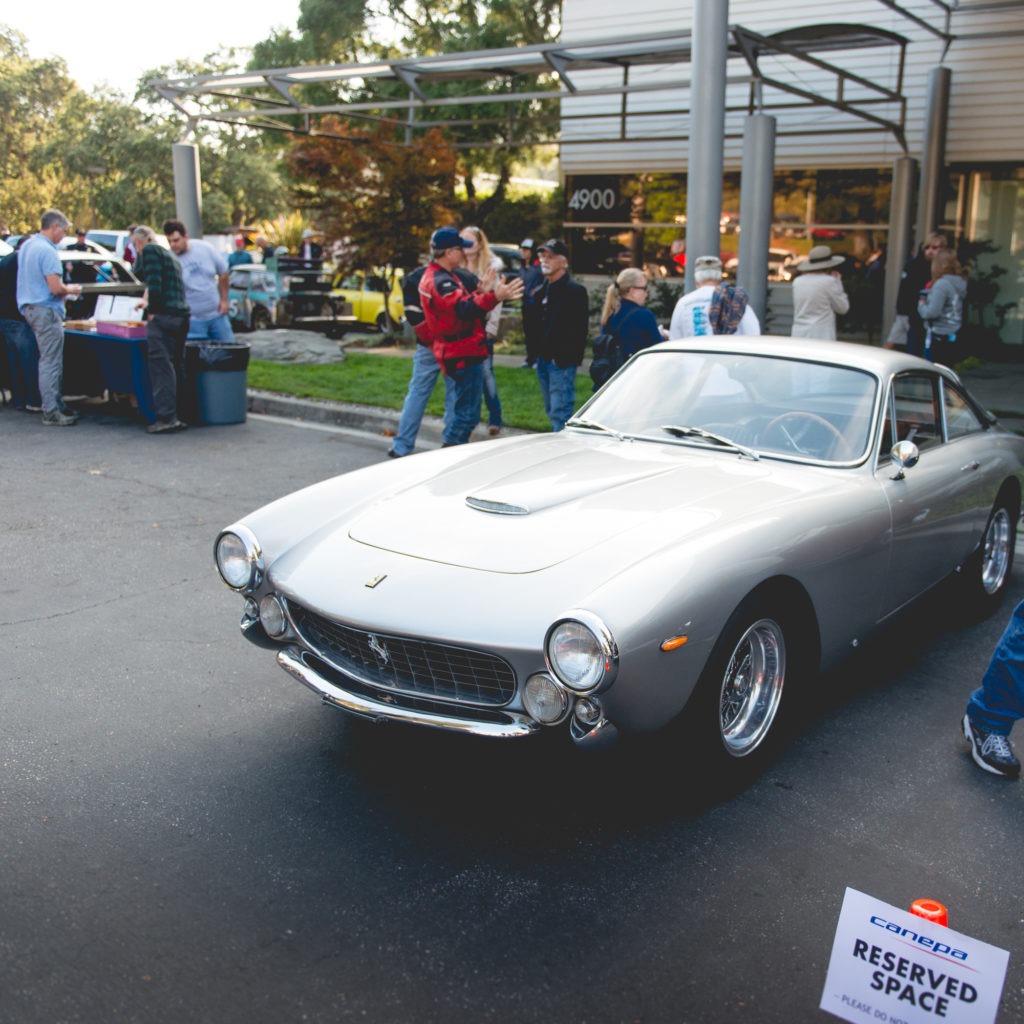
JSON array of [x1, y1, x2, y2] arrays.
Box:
[[796, 245, 844, 272]]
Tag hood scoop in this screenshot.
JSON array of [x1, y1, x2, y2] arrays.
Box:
[[465, 496, 530, 516]]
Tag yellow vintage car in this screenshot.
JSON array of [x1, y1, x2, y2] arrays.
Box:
[[330, 269, 404, 331]]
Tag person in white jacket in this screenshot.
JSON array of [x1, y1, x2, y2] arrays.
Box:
[[669, 255, 761, 338], [791, 245, 850, 340]]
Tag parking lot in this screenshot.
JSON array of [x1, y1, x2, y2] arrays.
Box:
[[2, 405, 1023, 1023]]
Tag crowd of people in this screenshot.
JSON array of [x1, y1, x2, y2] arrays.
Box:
[[0, 211, 234, 432]]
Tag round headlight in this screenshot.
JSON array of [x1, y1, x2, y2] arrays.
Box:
[[545, 613, 617, 692], [259, 594, 287, 638], [523, 674, 569, 725], [215, 527, 263, 592]]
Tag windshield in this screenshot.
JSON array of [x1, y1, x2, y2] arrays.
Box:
[[574, 349, 878, 464]]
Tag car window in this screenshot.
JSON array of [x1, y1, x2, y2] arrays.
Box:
[[578, 350, 877, 463], [230, 270, 251, 288], [891, 373, 942, 451], [337, 274, 362, 290], [943, 381, 985, 439]]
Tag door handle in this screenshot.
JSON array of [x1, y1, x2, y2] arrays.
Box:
[[960, 461, 980, 472]]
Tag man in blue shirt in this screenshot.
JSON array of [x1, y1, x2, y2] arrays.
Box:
[[17, 210, 83, 425]]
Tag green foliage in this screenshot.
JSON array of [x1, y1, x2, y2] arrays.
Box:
[[470, 187, 564, 246]]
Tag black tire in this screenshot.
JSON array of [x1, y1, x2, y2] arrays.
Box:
[[682, 592, 806, 781], [250, 306, 272, 331], [961, 489, 1019, 616], [376, 311, 391, 333]]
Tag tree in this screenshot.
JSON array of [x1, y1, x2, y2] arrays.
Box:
[[250, 0, 562, 232], [289, 117, 458, 267], [0, 26, 79, 228]]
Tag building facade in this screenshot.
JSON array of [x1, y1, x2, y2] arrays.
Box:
[[559, 0, 1024, 342]]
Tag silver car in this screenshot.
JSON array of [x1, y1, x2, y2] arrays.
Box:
[[215, 338, 1024, 775]]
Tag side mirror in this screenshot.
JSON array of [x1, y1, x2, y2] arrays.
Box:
[[890, 439, 920, 480]]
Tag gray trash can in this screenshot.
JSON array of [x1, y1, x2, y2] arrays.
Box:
[[184, 341, 250, 425]]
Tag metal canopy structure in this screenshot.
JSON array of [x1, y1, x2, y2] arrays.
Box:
[[149, 24, 910, 152]]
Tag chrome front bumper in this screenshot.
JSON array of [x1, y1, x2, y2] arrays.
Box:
[[276, 647, 540, 740]]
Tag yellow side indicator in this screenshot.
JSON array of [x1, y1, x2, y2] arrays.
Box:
[[660, 635, 689, 652]]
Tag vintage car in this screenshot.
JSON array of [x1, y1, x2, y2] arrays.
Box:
[[330, 269, 404, 331], [229, 261, 354, 337], [59, 250, 144, 319], [215, 338, 1024, 776]]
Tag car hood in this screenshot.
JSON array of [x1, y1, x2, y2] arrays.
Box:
[[345, 436, 801, 573]]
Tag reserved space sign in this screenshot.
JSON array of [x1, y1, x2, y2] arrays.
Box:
[[820, 888, 1009, 1024]]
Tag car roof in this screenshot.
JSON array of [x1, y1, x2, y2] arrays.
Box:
[[58, 249, 140, 279], [647, 336, 961, 382]]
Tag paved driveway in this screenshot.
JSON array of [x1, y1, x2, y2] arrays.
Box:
[[2, 406, 1022, 1023]]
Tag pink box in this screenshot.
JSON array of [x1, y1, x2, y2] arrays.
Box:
[[96, 321, 148, 340]]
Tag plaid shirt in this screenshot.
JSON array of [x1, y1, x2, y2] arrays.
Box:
[[137, 243, 189, 316]]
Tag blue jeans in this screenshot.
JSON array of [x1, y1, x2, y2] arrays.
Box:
[[444, 361, 484, 445], [1, 319, 41, 409], [392, 344, 453, 456], [187, 314, 235, 341], [968, 599, 1024, 736], [481, 342, 502, 428], [536, 359, 577, 432]]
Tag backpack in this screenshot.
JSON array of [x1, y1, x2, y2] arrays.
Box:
[[589, 306, 642, 389], [589, 331, 624, 389]]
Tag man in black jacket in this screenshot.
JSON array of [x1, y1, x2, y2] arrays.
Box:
[[529, 239, 590, 431]]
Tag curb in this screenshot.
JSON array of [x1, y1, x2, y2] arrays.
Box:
[[246, 389, 529, 447]]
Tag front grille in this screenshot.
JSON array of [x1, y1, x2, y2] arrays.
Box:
[[288, 602, 516, 707]]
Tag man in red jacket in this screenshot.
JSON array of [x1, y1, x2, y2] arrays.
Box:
[[419, 226, 522, 446]]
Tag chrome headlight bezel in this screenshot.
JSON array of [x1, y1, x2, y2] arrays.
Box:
[[522, 673, 571, 725], [214, 525, 264, 594], [544, 610, 618, 693]]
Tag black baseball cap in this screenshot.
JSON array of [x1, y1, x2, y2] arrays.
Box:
[[537, 238, 568, 257], [431, 227, 473, 250]]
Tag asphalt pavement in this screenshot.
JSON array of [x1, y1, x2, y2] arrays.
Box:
[[4, 345, 1024, 1022]]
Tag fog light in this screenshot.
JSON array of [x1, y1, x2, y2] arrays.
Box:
[[575, 697, 602, 726], [523, 673, 568, 725], [259, 594, 287, 638]]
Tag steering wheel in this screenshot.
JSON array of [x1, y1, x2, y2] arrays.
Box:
[[761, 411, 852, 460]]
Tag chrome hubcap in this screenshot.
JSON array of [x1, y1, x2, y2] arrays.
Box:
[[720, 618, 786, 757], [981, 509, 1012, 596]]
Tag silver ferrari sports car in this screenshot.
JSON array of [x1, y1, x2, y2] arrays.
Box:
[[215, 338, 1024, 773]]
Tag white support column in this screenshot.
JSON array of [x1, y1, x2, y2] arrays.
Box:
[[884, 156, 917, 341], [172, 142, 203, 238], [915, 67, 951, 247], [685, 0, 728, 292], [737, 113, 776, 324]]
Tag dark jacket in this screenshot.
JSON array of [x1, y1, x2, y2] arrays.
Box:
[[530, 272, 590, 368], [605, 299, 661, 357], [0, 250, 24, 321]]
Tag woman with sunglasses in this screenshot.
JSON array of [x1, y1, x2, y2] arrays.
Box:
[[460, 225, 504, 436], [599, 267, 666, 360]]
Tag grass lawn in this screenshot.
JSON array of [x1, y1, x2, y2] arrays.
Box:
[[247, 353, 596, 434]]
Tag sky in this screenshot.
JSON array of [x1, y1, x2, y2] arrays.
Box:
[[4, 3, 305, 96]]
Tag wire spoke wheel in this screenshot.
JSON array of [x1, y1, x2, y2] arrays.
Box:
[[981, 507, 1013, 596], [719, 618, 786, 757]]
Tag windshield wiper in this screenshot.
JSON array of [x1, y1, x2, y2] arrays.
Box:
[[566, 418, 626, 440], [660, 424, 760, 461]]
